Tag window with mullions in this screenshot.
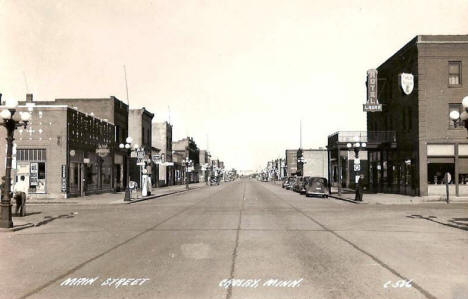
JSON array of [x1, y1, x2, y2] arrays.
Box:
[[17, 149, 46, 161], [449, 61, 461, 86], [449, 104, 463, 129]]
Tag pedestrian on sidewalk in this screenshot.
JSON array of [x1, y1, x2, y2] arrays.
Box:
[[355, 174, 365, 202], [13, 175, 29, 216]]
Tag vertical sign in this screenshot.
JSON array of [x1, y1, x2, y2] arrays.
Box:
[[61, 165, 67, 192], [363, 69, 382, 112]]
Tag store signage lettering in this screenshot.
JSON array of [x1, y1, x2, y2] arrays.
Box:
[[363, 69, 382, 112]]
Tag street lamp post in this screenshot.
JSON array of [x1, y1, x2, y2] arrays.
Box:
[[184, 156, 192, 190], [119, 136, 137, 202], [0, 98, 32, 228], [346, 141, 367, 186], [449, 96, 468, 132], [448, 96, 468, 197]]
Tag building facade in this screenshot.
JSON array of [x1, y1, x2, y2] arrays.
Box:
[[152, 122, 174, 186], [52, 96, 128, 191], [199, 150, 210, 182], [0, 99, 115, 198], [128, 108, 155, 188], [285, 149, 298, 176], [300, 149, 329, 178], [367, 35, 468, 196], [173, 137, 200, 183]]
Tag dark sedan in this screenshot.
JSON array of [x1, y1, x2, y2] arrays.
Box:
[[305, 177, 329, 198]]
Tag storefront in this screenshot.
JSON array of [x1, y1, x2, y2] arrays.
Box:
[[426, 143, 468, 196], [15, 148, 47, 194]]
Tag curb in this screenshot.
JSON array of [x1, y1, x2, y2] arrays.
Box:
[[125, 185, 205, 204], [328, 195, 361, 204]]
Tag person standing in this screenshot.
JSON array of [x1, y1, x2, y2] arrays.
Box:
[[13, 175, 29, 216], [355, 174, 365, 202]]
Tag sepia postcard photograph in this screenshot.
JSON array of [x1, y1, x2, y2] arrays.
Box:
[[0, 0, 467, 298]]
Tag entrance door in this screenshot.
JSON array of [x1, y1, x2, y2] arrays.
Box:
[[69, 162, 83, 197]]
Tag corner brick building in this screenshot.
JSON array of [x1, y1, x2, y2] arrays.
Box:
[[367, 35, 468, 196]]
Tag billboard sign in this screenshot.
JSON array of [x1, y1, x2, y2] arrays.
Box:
[[363, 69, 382, 112]]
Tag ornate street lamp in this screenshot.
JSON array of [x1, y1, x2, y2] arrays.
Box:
[[184, 156, 192, 190], [0, 98, 33, 228], [119, 136, 134, 201], [449, 96, 468, 133], [347, 141, 367, 185]]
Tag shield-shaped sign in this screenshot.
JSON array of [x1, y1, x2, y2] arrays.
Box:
[[400, 73, 414, 95]]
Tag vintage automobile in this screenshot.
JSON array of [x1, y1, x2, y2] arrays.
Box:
[[293, 177, 306, 193], [286, 177, 296, 190], [305, 177, 329, 198], [282, 177, 292, 189]]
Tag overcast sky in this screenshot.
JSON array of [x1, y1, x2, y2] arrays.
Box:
[[1, 0, 467, 171]]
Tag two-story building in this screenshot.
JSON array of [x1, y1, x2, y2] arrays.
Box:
[[367, 35, 468, 196]]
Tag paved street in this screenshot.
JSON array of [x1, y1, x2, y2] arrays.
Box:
[[1, 179, 468, 299]]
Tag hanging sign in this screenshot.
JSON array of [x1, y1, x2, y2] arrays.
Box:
[[399, 73, 414, 95], [363, 69, 382, 112], [96, 144, 110, 158]]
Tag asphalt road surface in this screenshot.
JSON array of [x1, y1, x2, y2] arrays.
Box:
[[1, 179, 467, 299]]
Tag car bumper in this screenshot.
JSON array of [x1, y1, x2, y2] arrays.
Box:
[[306, 191, 327, 196]]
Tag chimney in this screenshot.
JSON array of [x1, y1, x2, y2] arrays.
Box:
[[26, 93, 33, 103]]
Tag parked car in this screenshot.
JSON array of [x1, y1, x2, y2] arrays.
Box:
[[293, 177, 305, 193], [287, 177, 296, 190], [305, 177, 329, 198], [299, 176, 310, 194], [282, 177, 291, 189]]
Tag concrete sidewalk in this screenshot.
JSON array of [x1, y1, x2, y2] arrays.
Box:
[[26, 182, 207, 205], [2, 183, 208, 232], [328, 187, 468, 205]]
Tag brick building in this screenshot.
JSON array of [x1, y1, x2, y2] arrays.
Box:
[[51, 96, 128, 191], [152, 122, 173, 186], [128, 108, 156, 188], [285, 149, 298, 176], [0, 96, 115, 198], [172, 137, 200, 183], [367, 35, 468, 196]]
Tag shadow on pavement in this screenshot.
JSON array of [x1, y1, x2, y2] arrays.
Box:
[[13, 211, 42, 217], [407, 214, 468, 232]]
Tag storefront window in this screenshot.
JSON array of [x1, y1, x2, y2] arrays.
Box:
[[428, 163, 454, 184]]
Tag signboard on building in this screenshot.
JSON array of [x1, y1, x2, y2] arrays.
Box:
[[61, 165, 67, 192], [30, 162, 38, 186], [399, 73, 414, 95], [137, 150, 145, 159], [363, 69, 382, 112], [96, 144, 110, 158]]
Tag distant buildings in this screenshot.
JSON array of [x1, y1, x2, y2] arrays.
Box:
[[173, 137, 200, 183]]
